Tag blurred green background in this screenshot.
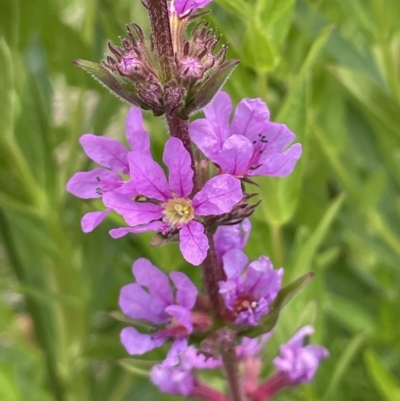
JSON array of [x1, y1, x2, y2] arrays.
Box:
[[1, 0, 400, 400]]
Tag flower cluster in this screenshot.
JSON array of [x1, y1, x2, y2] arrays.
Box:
[[69, 0, 328, 400]]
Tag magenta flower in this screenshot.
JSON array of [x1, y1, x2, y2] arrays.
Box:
[[119, 258, 198, 355], [150, 339, 221, 396], [214, 219, 251, 263], [219, 249, 283, 325], [173, 0, 213, 16], [103, 137, 243, 265], [273, 326, 329, 384], [189, 91, 302, 179], [66, 107, 150, 232]]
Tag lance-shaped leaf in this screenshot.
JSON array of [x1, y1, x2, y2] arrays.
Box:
[[108, 310, 153, 331], [119, 358, 160, 377], [239, 272, 313, 337], [185, 60, 240, 116], [73, 59, 143, 107]]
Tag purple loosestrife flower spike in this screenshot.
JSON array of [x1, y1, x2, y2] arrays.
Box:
[[214, 219, 251, 263], [151, 339, 221, 396], [218, 249, 283, 325], [66, 107, 150, 232], [189, 91, 302, 179], [273, 325, 329, 384], [103, 137, 243, 265], [119, 258, 198, 355]]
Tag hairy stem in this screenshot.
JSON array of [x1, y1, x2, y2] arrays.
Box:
[[146, 0, 175, 82], [166, 115, 199, 193], [201, 233, 226, 317], [220, 329, 246, 401]]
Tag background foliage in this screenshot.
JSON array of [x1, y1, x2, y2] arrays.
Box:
[[1, 0, 400, 400]]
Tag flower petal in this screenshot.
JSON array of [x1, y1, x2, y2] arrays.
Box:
[[251, 143, 302, 177], [114, 180, 138, 197], [128, 152, 172, 201], [80, 134, 129, 174], [217, 135, 253, 175], [119, 283, 166, 323], [165, 305, 193, 332], [174, 0, 212, 15], [170, 271, 198, 309], [259, 122, 296, 155], [214, 219, 251, 262], [125, 106, 150, 154], [287, 325, 315, 348], [103, 191, 163, 226], [67, 168, 121, 199], [192, 175, 242, 215], [121, 327, 165, 355], [236, 333, 272, 358], [203, 91, 232, 144], [132, 258, 174, 306], [230, 97, 270, 141], [81, 210, 111, 233], [179, 221, 209, 265], [189, 119, 221, 161], [163, 138, 193, 198], [244, 257, 283, 302], [109, 221, 161, 238], [222, 249, 248, 278]]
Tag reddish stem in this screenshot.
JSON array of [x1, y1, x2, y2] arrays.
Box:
[[250, 372, 288, 401], [201, 233, 226, 317], [146, 0, 175, 82], [192, 380, 228, 401], [219, 329, 246, 401]]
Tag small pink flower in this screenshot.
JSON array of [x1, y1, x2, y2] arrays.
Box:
[[103, 137, 243, 265]]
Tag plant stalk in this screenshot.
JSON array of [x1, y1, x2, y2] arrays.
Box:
[[146, 0, 175, 82], [166, 115, 199, 193], [201, 233, 226, 317], [192, 380, 228, 401], [220, 329, 246, 401], [250, 372, 287, 401]]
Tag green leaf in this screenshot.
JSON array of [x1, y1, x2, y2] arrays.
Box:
[[326, 294, 375, 333], [330, 66, 400, 140], [323, 330, 369, 400], [241, 25, 275, 73], [241, 272, 313, 337], [187, 60, 239, 115], [256, 0, 296, 25], [108, 311, 152, 331], [73, 59, 142, 106], [215, 0, 249, 20], [119, 358, 157, 377], [288, 193, 346, 280], [364, 350, 400, 401]]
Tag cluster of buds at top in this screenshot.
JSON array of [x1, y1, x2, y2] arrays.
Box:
[[74, 2, 238, 118]]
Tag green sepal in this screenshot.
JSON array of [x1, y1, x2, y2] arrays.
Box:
[[73, 59, 143, 107], [239, 272, 314, 338], [184, 59, 240, 116]]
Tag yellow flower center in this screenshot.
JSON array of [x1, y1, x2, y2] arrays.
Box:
[[163, 198, 194, 227]]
